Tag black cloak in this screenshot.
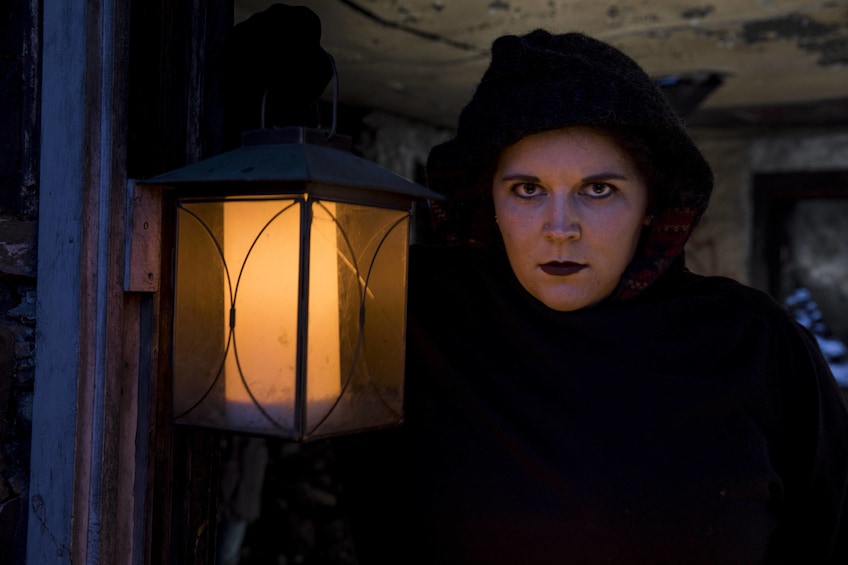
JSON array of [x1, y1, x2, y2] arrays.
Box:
[[334, 30, 848, 564]]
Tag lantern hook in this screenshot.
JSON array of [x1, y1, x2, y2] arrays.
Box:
[[258, 51, 340, 141]]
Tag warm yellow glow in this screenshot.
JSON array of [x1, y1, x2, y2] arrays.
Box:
[[223, 199, 300, 430], [305, 200, 343, 428], [173, 196, 411, 438], [222, 198, 341, 433]]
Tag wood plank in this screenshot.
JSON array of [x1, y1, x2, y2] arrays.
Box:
[[125, 181, 163, 293], [29, 1, 91, 561]]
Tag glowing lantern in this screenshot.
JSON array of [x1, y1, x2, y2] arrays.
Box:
[[137, 127, 439, 440]]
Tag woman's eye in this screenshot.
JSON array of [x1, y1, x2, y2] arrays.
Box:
[[583, 183, 615, 199], [511, 183, 543, 198]]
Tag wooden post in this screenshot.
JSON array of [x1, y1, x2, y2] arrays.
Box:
[[28, 0, 136, 562], [29, 0, 232, 563]]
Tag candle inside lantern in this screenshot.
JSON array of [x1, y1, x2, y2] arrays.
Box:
[[222, 198, 342, 434], [304, 200, 344, 430]]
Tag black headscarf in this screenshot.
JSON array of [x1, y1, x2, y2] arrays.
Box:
[[425, 30, 714, 299]]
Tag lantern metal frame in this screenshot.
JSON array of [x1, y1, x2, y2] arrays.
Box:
[[127, 124, 441, 441]]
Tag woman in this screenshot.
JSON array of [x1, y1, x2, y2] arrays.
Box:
[[335, 30, 848, 564]]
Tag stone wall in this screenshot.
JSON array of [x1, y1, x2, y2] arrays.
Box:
[[686, 131, 755, 283], [0, 223, 37, 501], [686, 128, 848, 287], [0, 1, 39, 561], [0, 258, 35, 564]]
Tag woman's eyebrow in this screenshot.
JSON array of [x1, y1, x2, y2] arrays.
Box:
[[499, 173, 541, 182], [499, 171, 632, 183], [582, 171, 630, 182]]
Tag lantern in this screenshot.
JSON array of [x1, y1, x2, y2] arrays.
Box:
[[133, 127, 440, 441]]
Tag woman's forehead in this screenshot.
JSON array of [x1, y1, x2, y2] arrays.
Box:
[[497, 127, 640, 169]]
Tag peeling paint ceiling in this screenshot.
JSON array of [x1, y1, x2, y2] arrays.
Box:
[[235, 0, 848, 128]]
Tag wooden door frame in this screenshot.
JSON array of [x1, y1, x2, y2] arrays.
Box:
[[29, 1, 231, 563], [752, 170, 848, 298]]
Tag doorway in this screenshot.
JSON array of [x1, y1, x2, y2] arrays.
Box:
[[754, 171, 848, 387]]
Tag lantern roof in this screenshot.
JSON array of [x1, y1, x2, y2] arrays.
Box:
[[141, 127, 442, 202]]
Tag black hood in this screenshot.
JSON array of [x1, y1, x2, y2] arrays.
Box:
[[425, 29, 714, 299]]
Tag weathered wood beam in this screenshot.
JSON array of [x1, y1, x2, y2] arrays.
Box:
[[30, 0, 232, 563], [29, 0, 134, 563]]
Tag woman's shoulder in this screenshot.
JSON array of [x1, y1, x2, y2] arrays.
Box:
[[687, 272, 778, 305], [655, 269, 795, 322]]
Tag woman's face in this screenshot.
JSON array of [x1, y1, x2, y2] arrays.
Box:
[[492, 127, 650, 311]]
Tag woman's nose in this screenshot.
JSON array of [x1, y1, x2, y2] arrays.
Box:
[[543, 199, 580, 241]]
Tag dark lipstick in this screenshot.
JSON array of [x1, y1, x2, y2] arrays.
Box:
[[540, 261, 586, 276]]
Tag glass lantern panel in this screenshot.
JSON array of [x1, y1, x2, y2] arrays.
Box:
[[173, 198, 301, 435], [172, 201, 227, 427], [305, 199, 409, 438]]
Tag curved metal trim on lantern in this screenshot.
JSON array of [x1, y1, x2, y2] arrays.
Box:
[[171, 197, 410, 438]]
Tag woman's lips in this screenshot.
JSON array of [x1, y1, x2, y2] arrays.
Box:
[[540, 261, 586, 276]]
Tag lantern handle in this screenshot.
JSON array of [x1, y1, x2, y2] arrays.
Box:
[[258, 51, 339, 140], [325, 52, 339, 142]]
